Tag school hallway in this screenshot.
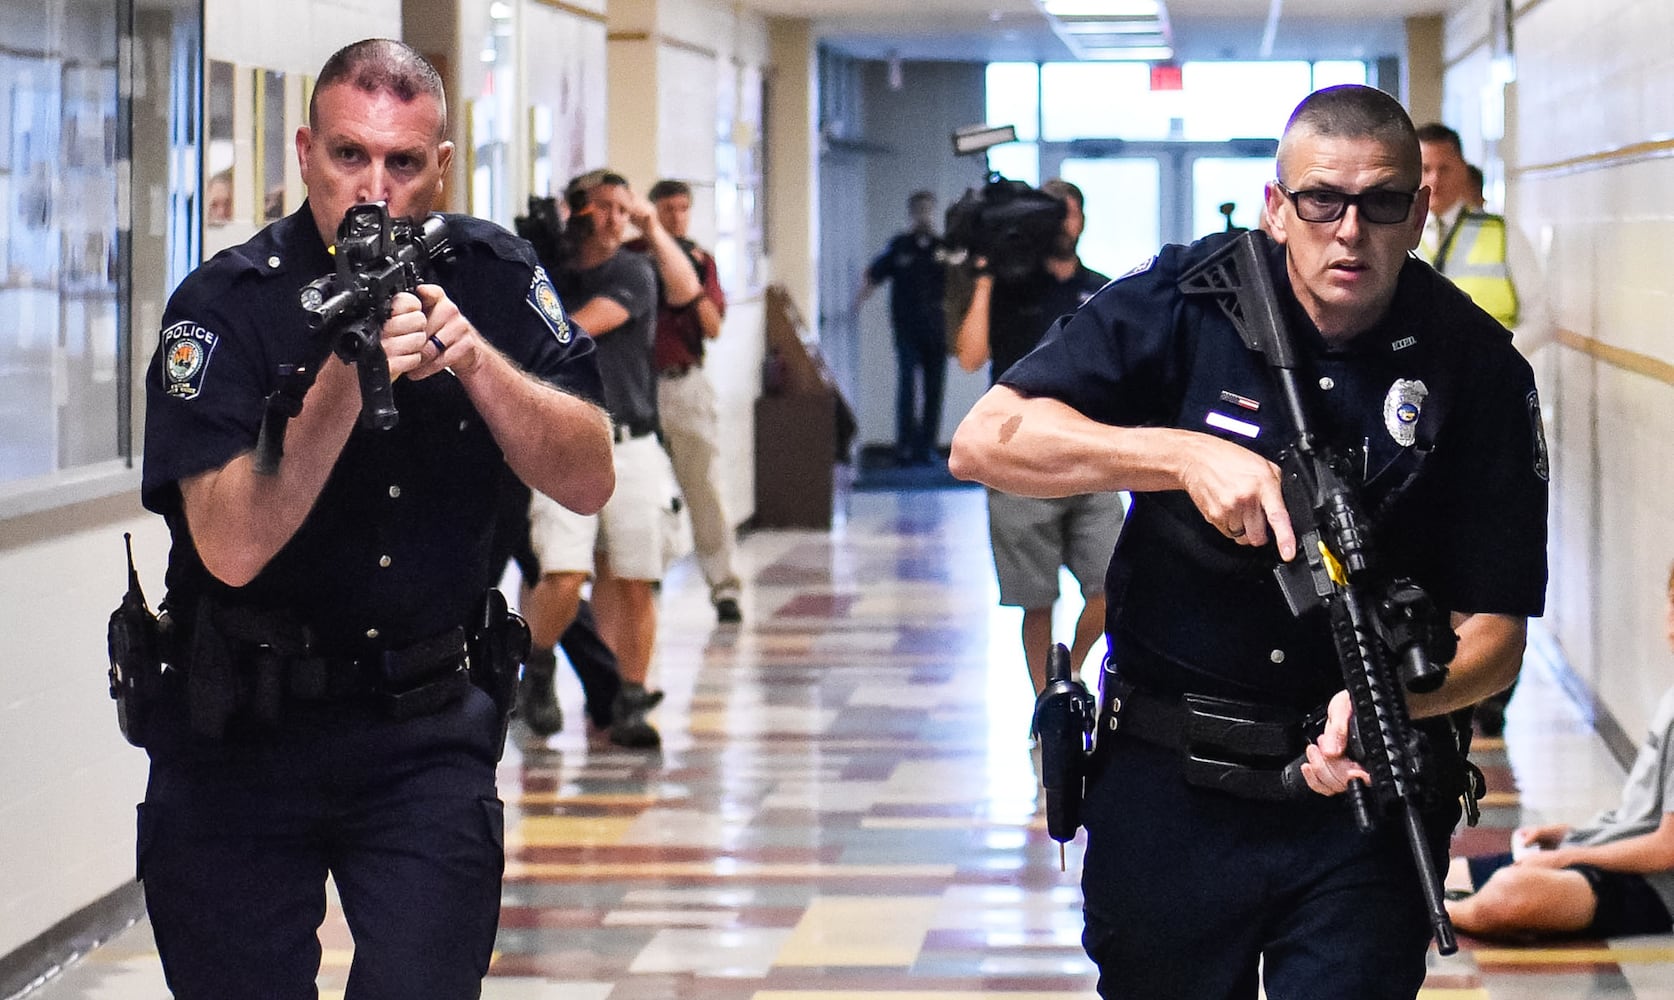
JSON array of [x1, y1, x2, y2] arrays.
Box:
[[16, 486, 1671, 1000]]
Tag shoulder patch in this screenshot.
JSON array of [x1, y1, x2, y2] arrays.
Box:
[[1117, 254, 1157, 281], [529, 266, 572, 343], [161, 321, 220, 400], [1528, 389, 1549, 482]]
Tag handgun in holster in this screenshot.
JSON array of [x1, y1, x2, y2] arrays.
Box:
[[467, 588, 530, 760], [1034, 643, 1096, 845], [107, 533, 168, 748]]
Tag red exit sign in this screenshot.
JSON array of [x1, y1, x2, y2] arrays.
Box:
[[1150, 63, 1183, 91]]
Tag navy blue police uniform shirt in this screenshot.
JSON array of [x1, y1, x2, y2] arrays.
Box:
[[141, 204, 604, 656], [987, 262, 1109, 385], [866, 232, 946, 347], [1001, 232, 1549, 709]]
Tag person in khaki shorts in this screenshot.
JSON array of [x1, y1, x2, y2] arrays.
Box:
[[628, 178, 744, 624], [521, 169, 700, 748]]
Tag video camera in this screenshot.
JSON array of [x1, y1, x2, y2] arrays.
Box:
[[514, 194, 569, 273], [944, 124, 1067, 284]]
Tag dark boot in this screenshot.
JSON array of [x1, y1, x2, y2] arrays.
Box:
[[517, 646, 563, 737], [609, 682, 661, 749], [560, 600, 623, 729]]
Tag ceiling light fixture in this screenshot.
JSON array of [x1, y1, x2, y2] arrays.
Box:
[[1035, 0, 1173, 62]]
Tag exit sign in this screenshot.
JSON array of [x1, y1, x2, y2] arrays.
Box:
[[1150, 63, 1183, 91]]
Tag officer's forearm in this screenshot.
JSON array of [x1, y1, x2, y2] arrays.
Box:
[[456, 345, 614, 515], [949, 384, 1199, 497], [1406, 612, 1527, 718], [181, 360, 362, 587]]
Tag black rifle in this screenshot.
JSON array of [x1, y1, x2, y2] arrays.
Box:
[[253, 202, 452, 474], [1179, 230, 1462, 955]]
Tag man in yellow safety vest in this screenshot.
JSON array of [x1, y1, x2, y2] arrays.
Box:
[[1417, 123, 1520, 329]]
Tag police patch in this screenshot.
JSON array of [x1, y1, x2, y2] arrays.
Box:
[[161, 321, 220, 400], [1528, 389, 1550, 482], [1382, 378, 1427, 448], [528, 266, 572, 343]]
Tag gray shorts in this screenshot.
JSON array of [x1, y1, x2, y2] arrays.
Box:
[[985, 488, 1126, 609]]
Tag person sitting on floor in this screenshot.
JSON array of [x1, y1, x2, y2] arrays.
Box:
[[1446, 560, 1674, 940]]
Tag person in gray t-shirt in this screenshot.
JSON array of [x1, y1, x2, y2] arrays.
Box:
[[1447, 562, 1674, 939]]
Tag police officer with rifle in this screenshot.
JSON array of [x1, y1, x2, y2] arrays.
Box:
[[954, 84, 1547, 999], [118, 39, 613, 999]]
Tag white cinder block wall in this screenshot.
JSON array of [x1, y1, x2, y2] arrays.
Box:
[[1442, 0, 1674, 736]]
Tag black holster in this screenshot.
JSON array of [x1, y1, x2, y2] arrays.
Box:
[[466, 588, 529, 760]]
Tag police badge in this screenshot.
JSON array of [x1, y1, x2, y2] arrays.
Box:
[[528, 266, 572, 343], [1382, 378, 1427, 448]]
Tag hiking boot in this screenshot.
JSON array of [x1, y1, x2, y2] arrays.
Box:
[[516, 647, 563, 737], [609, 682, 661, 749]]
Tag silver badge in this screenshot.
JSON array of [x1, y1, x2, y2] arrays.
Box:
[[1383, 378, 1428, 448]]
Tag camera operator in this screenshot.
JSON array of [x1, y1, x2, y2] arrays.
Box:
[[952, 178, 1123, 699]]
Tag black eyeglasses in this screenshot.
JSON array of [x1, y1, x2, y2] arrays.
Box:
[[1274, 182, 1417, 225]]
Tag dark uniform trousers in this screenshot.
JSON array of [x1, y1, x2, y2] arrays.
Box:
[[137, 684, 505, 1000], [1079, 734, 1456, 1000]]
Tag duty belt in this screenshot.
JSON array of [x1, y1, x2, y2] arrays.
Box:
[[181, 598, 472, 737], [1096, 673, 1315, 802]]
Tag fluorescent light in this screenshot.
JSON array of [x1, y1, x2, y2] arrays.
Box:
[[1057, 19, 1168, 33], [1042, 0, 1161, 16], [1077, 45, 1174, 61]]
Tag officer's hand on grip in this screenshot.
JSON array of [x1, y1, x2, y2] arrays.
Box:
[[1298, 690, 1371, 796], [383, 284, 484, 381], [1177, 432, 1297, 561]]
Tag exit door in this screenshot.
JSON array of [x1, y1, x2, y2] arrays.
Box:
[[1040, 138, 1278, 278]]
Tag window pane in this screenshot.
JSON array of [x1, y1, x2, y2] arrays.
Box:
[[1041, 62, 1169, 141], [985, 63, 1039, 142], [1192, 157, 1276, 240], [0, 0, 200, 492], [0, 0, 120, 482], [1181, 62, 1312, 140], [987, 141, 1039, 187], [1059, 157, 1160, 278], [1313, 61, 1368, 89]]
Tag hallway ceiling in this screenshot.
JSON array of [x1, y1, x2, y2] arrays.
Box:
[[740, 0, 1459, 63]]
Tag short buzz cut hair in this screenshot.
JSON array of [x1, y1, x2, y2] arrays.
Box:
[[907, 189, 936, 209], [1278, 84, 1420, 187], [648, 178, 691, 202], [1416, 122, 1465, 157], [310, 38, 447, 137]]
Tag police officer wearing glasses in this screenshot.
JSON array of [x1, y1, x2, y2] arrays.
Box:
[[952, 84, 1547, 998], [135, 39, 612, 998]]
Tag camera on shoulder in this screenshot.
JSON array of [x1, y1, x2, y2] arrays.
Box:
[[944, 124, 1067, 284], [514, 195, 569, 272]]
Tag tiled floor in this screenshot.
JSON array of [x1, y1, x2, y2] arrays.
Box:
[[19, 487, 1674, 998]]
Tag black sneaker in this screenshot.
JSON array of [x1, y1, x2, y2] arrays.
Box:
[[609, 683, 661, 749], [715, 597, 743, 624], [516, 648, 563, 737]]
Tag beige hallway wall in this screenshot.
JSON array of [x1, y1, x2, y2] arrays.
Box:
[[1443, 0, 1674, 735]]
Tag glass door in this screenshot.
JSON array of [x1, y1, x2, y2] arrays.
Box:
[[1041, 139, 1277, 271]]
